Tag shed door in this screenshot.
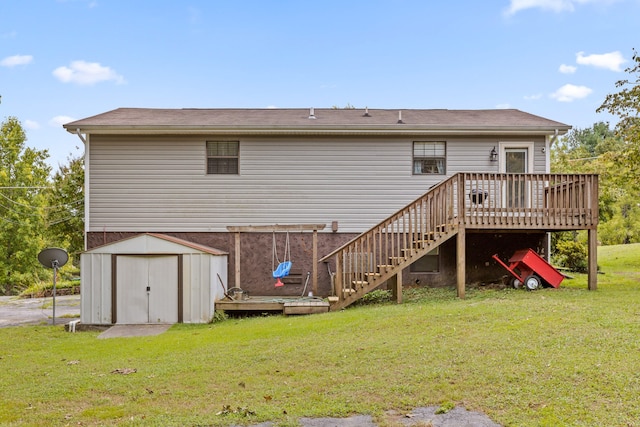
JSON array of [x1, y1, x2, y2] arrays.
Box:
[[116, 255, 179, 324]]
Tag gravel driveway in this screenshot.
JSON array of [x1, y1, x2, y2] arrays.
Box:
[[0, 294, 80, 327]]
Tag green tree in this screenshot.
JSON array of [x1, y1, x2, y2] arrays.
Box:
[[550, 119, 640, 252], [597, 49, 640, 187], [0, 117, 51, 294], [598, 193, 640, 245], [46, 155, 84, 263], [551, 122, 624, 223], [560, 121, 619, 157]]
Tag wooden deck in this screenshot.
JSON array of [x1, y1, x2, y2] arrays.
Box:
[[215, 296, 330, 315], [320, 173, 599, 310]]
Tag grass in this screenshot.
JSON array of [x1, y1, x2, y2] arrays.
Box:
[[19, 279, 80, 298], [1, 244, 639, 426]]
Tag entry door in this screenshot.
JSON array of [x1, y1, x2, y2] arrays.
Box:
[[116, 255, 179, 324], [504, 147, 528, 208]]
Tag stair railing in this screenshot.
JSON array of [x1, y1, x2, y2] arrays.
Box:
[[320, 175, 461, 302]]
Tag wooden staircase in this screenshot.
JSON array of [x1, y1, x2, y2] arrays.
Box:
[[320, 175, 461, 311], [320, 172, 600, 310]]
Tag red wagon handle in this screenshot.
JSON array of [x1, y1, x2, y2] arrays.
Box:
[[492, 253, 524, 283]]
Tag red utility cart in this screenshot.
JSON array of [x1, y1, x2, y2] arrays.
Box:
[[492, 248, 564, 290]]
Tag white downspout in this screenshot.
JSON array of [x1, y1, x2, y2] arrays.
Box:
[[74, 129, 89, 251]]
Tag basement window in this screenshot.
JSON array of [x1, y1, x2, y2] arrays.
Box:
[[207, 141, 239, 174], [410, 247, 440, 273], [413, 141, 446, 175]]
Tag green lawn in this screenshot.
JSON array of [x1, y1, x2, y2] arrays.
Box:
[[1, 244, 639, 426]]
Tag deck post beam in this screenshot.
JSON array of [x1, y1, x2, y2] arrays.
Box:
[[388, 269, 403, 304], [456, 173, 466, 299], [234, 232, 241, 289], [588, 228, 597, 291], [456, 227, 466, 298], [312, 229, 318, 295]]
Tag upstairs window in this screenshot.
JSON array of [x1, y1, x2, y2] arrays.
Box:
[[207, 141, 239, 174], [413, 141, 446, 175]]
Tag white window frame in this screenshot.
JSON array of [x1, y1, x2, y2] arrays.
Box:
[[413, 141, 446, 175], [498, 141, 534, 173], [498, 141, 534, 208], [206, 141, 239, 175]]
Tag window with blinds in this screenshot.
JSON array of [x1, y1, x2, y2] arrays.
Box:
[[206, 141, 239, 175], [413, 141, 446, 175]]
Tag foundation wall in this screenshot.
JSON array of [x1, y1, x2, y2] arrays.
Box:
[[88, 231, 547, 296]]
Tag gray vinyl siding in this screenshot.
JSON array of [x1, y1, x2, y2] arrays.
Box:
[[88, 134, 547, 233]]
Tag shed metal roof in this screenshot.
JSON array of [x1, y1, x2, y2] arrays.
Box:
[[83, 233, 227, 256]]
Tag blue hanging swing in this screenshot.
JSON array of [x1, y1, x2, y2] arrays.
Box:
[[272, 232, 292, 287]]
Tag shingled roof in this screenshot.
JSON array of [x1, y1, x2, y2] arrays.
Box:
[[64, 107, 570, 135]]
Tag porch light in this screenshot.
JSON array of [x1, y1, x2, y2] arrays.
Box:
[[490, 146, 498, 162]]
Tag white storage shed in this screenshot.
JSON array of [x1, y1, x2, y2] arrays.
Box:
[[80, 233, 228, 325]]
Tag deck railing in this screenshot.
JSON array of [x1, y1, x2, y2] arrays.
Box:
[[321, 173, 598, 309], [462, 173, 599, 229]]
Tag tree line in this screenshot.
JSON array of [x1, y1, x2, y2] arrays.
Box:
[[0, 117, 83, 295], [552, 50, 640, 260]]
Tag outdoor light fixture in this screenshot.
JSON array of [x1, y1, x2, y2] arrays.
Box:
[[490, 146, 498, 162]]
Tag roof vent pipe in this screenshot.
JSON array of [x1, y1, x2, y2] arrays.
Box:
[[397, 110, 404, 124], [309, 107, 316, 119], [363, 107, 371, 117]]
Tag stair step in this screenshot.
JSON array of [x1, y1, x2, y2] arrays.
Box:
[[365, 272, 381, 277], [388, 256, 407, 262], [413, 240, 436, 245], [342, 288, 357, 294], [352, 280, 369, 286], [327, 296, 340, 303], [377, 264, 394, 270]]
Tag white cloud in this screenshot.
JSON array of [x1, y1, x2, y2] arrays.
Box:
[[24, 120, 41, 130], [550, 84, 593, 102], [576, 51, 626, 71], [1, 54, 33, 67], [524, 93, 543, 100], [505, 0, 607, 15], [52, 60, 125, 85], [49, 115, 76, 127], [559, 64, 577, 74], [1, 31, 17, 39]]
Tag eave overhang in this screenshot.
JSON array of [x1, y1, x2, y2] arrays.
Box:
[[64, 124, 571, 138]]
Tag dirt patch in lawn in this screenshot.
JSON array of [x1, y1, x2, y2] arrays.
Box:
[[233, 406, 500, 426]]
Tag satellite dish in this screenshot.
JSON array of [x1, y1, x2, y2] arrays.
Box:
[[37, 248, 69, 326], [38, 248, 68, 269]]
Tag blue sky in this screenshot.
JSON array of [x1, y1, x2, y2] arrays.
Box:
[[1, 0, 638, 169]]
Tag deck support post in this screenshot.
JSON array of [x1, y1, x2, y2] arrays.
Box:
[[312, 229, 318, 295], [588, 228, 597, 291], [334, 254, 342, 301], [388, 269, 403, 304], [456, 227, 466, 298], [234, 232, 241, 289]]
